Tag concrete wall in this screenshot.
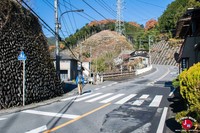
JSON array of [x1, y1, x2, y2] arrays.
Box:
[[135, 65, 152, 75]]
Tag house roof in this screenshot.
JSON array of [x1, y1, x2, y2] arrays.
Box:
[[50, 51, 78, 61], [175, 8, 200, 38]]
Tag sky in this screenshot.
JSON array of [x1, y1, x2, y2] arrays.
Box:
[[25, 0, 174, 38]]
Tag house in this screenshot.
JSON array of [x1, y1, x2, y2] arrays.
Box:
[[129, 50, 149, 69], [175, 8, 200, 71], [51, 51, 78, 81]]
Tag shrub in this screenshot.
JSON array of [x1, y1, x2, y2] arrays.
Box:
[[179, 62, 200, 106], [175, 63, 200, 126]]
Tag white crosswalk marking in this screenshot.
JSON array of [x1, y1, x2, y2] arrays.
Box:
[[100, 94, 125, 103], [101, 86, 106, 88], [75, 93, 102, 102], [132, 94, 149, 106], [115, 94, 137, 104], [86, 93, 113, 102], [22, 110, 79, 119], [60, 92, 163, 107], [61, 93, 90, 101], [149, 95, 163, 107]]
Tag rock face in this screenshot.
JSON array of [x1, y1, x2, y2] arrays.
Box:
[[0, 0, 63, 109]]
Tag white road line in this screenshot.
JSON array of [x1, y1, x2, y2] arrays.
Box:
[[0, 118, 7, 121], [25, 125, 47, 133], [100, 94, 125, 103], [115, 94, 137, 104], [107, 84, 112, 87], [169, 88, 176, 97], [149, 95, 163, 107], [140, 94, 149, 99], [61, 93, 90, 101], [22, 110, 79, 119], [101, 86, 106, 88], [132, 94, 149, 106], [154, 68, 170, 82], [156, 107, 168, 133], [95, 88, 100, 90], [86, 93, 113, 102], [108, 82, 118, 87], [132, 100, 145, 106], [74, 93, 102, 102]]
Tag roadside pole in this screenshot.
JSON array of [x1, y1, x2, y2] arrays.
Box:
[[18, 51, 27, 106], [22, 60, 26, 106]]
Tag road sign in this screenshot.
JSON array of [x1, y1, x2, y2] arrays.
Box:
[[18, 51, 27, 60], [18, 51, 26, 106]]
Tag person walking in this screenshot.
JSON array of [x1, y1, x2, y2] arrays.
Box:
[[76, 74, 84, 95]]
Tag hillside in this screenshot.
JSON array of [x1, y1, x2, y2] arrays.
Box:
[[70, 30, 134, 72]]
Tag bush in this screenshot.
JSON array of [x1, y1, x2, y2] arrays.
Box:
[[179, 63, 200, 105], [175, 63, 200, 126], [172, 77, 180, 89]]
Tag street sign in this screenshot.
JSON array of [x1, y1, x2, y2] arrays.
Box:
[[18, 51, 26, 106], [18, 51, 27, 60]]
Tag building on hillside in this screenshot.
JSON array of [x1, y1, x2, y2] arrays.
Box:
[[51, 51, 78, 81], [129, 50, 149, 69], [175, 8, 200, 72]]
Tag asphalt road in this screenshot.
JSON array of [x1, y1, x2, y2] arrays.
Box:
[[0, 65, 179, 133]]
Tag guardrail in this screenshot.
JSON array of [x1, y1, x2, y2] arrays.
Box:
[[102, 71, 135, 79]]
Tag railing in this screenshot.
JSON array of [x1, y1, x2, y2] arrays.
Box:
[[102, 71, 135, 79]]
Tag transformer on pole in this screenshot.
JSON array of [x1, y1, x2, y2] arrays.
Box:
[[115, 0, 125, 35]]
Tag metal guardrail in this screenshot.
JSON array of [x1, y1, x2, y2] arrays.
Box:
[[102, 71, 135, 79]]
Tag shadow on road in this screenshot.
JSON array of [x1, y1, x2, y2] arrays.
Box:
[[62, 82, 77, 93], [165, 81, 186, 132]]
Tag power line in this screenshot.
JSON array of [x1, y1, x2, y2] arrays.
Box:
[[59, 6, 71, 36], [101, 0, 116, 14], [69, 0, 78, 30], [60, 29, 79, 60], [19, 0, 56, 36], [95, 0, 115, 18], [42, 0, 54, 10], [82, 0, 108, 20], [136, 0, 164, 9], [60, 1, 75, 32], [63, 0, 96, 21]]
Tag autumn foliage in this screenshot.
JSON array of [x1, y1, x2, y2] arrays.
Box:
[[145, 19, 158, 30]]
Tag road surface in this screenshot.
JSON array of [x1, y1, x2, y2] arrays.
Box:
[[0, 65, 179, 133]]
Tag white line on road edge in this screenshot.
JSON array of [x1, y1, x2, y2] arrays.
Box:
[[169, 88, 176, 97], [156, 107, 168, 133], [0, 118, 7, 121], [22, 110, 80, 119], [154, 68, 170, 82], [25, 125, 47, 133]]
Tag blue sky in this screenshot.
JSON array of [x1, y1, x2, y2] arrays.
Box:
[[27, 0, 174, 37]]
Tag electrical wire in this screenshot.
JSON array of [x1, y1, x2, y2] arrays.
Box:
[[19, 0, 56, 36], [101, 0, 116, 14], [69, 0, 78, 30], [82, 0, 108, 20], [63, 0, 96, 21], [95, 0, 115, 18], [60, 29, 79, 60]]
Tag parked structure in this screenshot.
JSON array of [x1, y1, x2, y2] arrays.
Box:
[[175, 8, 200, 72]]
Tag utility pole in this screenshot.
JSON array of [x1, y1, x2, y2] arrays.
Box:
[[90, 46, 92, 77], [139, 38, 141, 50], [55, 0, 60, 79], [148, 35, 152, 66]]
